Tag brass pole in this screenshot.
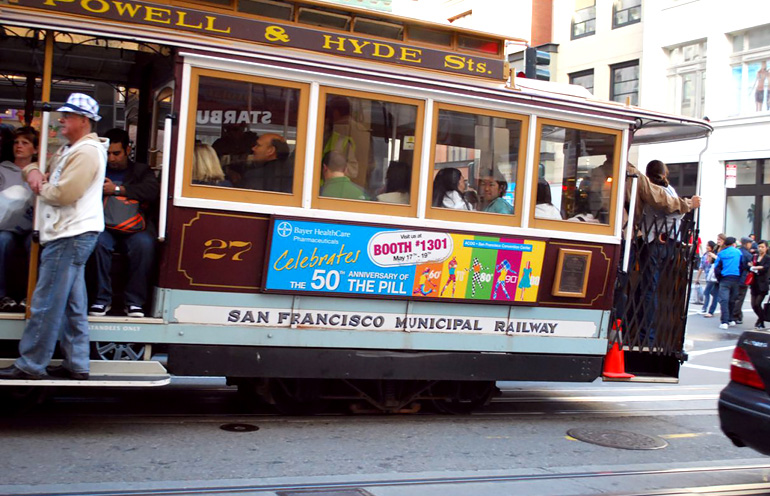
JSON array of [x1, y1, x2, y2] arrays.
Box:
[[25, 30, 54, 319]]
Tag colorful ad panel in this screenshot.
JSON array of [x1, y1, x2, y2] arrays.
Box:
[[265, 219, 545, 302]]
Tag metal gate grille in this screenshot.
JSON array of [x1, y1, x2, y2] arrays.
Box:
[[611, 211, 698, 356]]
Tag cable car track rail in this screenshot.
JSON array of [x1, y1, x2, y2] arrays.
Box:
[[3, 463, 770, 496]]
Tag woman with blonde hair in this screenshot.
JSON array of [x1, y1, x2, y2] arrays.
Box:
[[193, 143, 229, 186]]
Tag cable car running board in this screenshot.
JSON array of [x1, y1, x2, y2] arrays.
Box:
[[0, 359, 170, 387]]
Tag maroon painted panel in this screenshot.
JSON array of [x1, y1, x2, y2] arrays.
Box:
[[538, 242, 619, 310], [162, 208, 269, 292]]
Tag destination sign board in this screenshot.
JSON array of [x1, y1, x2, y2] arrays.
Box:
[[9, 0, 506, 80]]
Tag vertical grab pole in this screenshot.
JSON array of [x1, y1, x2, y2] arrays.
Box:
[[25, 31, 55, 318], [622, 175, 638, 273], [157, 114, 175, 242]]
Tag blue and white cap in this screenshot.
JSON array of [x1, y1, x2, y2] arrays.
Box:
[[56, 93, 101, 122]]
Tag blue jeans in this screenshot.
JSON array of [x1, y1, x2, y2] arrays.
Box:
[[15, 232, 98, 376], [640, 241, 671, 342], [718, 276, 740, 325], [0, 230, 32, 299], [92, 229, 155, 308], [702, 281, 719, 314]]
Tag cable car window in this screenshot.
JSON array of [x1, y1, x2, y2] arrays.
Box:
[[427, 103, 528, 226], [531, 120, 620, 235], [313, 88, 423, 217], [182, 68, 309, 207]]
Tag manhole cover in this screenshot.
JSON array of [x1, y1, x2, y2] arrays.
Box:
[[220, 423, 259, 432], [277, 490, 374, 496], [567, 428, 668, 450]]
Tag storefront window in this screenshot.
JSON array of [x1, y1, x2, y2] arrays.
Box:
[[725, 159, 770, 239], [725, 195, 756, 239]]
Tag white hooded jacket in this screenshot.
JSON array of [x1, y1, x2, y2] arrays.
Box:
[[24, 133, 107, 244]]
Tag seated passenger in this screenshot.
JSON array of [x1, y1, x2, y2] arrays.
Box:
[[89, 128, 159, 318], [241, 133, 292, 193], [193, 143, 232, 187], [323, 96, 368, 187], [0, 126, 38, 312], [212, 123, 256, 167], [464, 188, 480, 211], [432, 167, 470, 210], [478, 171, 513, 214], [320, 151, 370, 200], [534, 178, 563, 220], [376, 161, 410, 204], [588, 155, 613, 223]]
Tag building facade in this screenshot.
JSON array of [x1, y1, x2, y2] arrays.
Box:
[[393, 0, 770, 244]]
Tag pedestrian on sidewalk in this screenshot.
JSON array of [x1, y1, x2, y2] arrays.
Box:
[[731, 237, 754, 324], [698, 240, 718, 316], [714, 236, 744, 330], [749, 240, 770, 329]]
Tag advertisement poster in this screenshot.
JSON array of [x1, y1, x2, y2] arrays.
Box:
[[265, 219, 546, 302]]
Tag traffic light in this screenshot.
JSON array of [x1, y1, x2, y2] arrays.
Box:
[[525, 46, 551, 81]]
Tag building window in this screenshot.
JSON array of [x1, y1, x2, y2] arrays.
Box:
[[725, 159, 770, 240], [612, 0, 641, 29], [610, 60, 639, 106], [571, 0, 596, 40], [730, 24, 770, 116], [666, 40, 707, 118], [569, 69, 594, 94], [666, 162, 698, 198]]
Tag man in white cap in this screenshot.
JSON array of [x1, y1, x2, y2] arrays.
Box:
[[0, 93, 108, 380]]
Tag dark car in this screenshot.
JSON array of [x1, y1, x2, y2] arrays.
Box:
[[719, 330, 770, 456]]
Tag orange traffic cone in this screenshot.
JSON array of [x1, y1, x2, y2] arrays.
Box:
[[603, 319, 635, 379]]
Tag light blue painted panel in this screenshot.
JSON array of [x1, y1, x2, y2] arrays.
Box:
[[0, 289, 609, 357]]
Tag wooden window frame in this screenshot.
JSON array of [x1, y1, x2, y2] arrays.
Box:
[[528, 118, 622, 236], [311, 87, 425, 216], [426, 103, 529, 227], [182, 67, 310, 207]]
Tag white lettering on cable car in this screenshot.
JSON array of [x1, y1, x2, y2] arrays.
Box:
[[196, 110, 272, 125], [174, 305, 596, 337]]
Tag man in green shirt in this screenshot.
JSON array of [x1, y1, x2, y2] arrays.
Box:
[[320, 151, 369, 201]]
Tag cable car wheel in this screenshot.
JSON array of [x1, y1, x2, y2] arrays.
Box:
[[92, 342, 146, 361], [267, 378, 329, 415], [429, 380, 498, 414]]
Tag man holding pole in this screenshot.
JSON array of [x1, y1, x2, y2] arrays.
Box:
[[0, 93, 108, 380]]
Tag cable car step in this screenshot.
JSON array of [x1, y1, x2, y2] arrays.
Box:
[[0, 359, 170, 386], [603, 374, 679, 383]]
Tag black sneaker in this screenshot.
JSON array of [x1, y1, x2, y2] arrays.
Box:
[[88, 304, 111, 317], [46, 365, 89, 380], [125, 305, 144, 318], [0, 296, 17, 312]]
